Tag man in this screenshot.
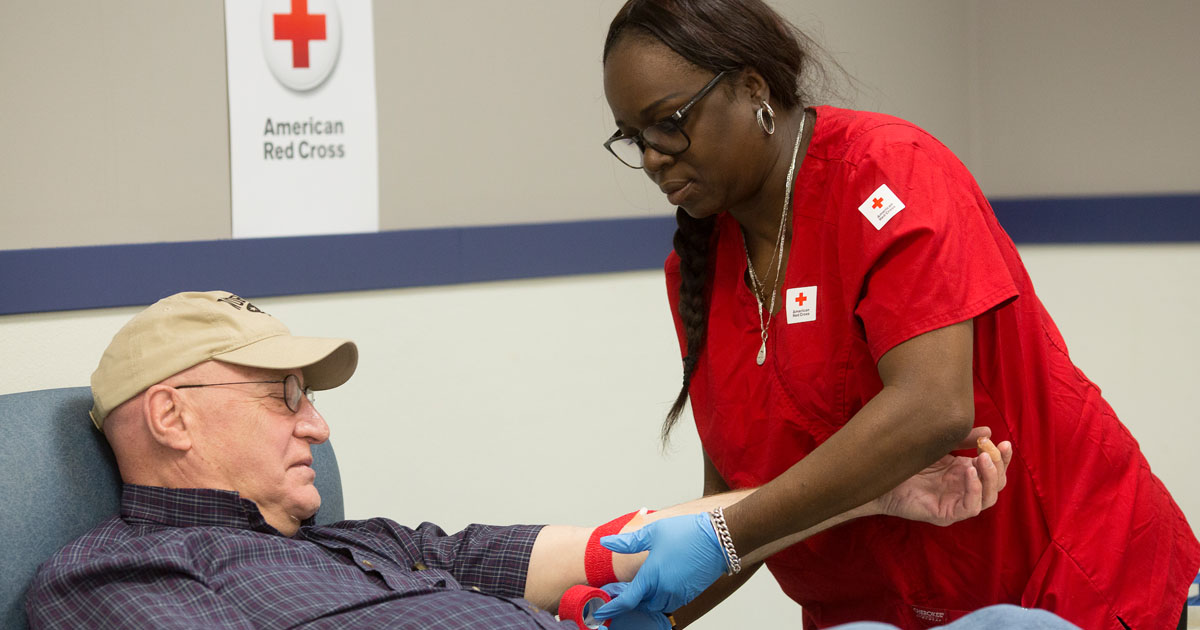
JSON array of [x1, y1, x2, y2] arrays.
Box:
[[26, 291, 1025, 629]]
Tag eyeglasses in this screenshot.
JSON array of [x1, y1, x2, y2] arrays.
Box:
[[604, 70, 730, 169], [175, 373, 315, 413]]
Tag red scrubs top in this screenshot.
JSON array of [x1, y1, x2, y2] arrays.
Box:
[[666, 106, 1199, 630]]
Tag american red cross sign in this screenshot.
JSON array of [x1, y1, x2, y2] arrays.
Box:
[[274, 0, 326, 69]]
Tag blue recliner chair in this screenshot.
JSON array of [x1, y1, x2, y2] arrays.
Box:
[[0, 386, 345, 630]]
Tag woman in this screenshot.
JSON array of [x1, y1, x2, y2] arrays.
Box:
[[592, 1, 1199, 629]]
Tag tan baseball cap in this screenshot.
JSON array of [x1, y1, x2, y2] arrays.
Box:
[[89, 291, 358, 429]]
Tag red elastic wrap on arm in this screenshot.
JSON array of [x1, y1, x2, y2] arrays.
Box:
[[585, 510, 651, 587], [559, 584, 611, 629]]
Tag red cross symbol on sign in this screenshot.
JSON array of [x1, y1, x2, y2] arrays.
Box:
[[872, 197, 883, 209], [794, 292, 807, 307], [274, 0, 326, 69]]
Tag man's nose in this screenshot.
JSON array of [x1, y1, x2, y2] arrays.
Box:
[[295, 398, 330, 444]]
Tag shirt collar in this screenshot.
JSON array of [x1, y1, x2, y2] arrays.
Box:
[[120, 484, 314, 536]]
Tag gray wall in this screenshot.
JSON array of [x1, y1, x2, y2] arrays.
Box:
[[969, 0, 1200, 196], [1, 1, 230, 248], [6, 1, 1192, 250]]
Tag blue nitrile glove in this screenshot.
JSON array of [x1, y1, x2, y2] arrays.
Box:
[[592, 513, 727, 620], [599, 583, 673, 630]]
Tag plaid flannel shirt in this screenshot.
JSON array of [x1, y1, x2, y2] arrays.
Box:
[[26, 484, 571, 629]]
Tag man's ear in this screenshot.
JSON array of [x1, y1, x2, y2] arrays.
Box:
[[142, 384, 193, 451]]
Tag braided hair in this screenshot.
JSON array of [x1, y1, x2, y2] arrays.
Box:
[[664, 208, 716, 442]]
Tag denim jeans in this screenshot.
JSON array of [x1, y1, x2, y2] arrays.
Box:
[[828, 605, 1081, 630]]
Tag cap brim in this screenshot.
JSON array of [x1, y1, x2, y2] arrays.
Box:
[[213, 334, 358, 391]]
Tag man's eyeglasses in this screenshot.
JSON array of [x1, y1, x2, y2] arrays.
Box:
[[603, 70, 730, 169], [175, 373, 314, 413]]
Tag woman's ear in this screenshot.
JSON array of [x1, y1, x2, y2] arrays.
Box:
[[738, 67, 772, 106], [142, 384, 193, 451]]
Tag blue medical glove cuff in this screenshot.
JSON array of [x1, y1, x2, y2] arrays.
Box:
[[593, 513, 729, 619]]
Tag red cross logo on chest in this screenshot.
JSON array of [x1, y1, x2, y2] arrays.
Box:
[[794, 292, 807, 307], [274, 0, 326, 69], [872, 197, 883, 209]]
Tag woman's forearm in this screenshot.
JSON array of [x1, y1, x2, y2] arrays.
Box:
[[614, 489, 878, 578], [525, 484, 882, 608], [722, 321, 976, 558]]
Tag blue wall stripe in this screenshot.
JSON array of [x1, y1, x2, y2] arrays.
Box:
[[0, 218, 678, 316], [1, 194, 1196, 316], [991, 194, 1200, 244]]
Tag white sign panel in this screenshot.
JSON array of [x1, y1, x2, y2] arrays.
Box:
[[225, 0, 378, 238]]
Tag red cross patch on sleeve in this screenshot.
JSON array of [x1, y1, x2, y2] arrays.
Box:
[[857, 184, 905, 230]]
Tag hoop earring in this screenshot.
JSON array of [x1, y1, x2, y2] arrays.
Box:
[[756, 100, 776, 135]]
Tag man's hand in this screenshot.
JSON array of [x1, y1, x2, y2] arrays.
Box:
[[874, 426, 1012, 526], [592, 513, 726, 620]]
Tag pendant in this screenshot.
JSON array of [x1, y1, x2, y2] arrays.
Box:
[[756, 340, 767, 365]]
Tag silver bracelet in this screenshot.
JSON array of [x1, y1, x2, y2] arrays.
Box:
[[707, 507, 742, 575]]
